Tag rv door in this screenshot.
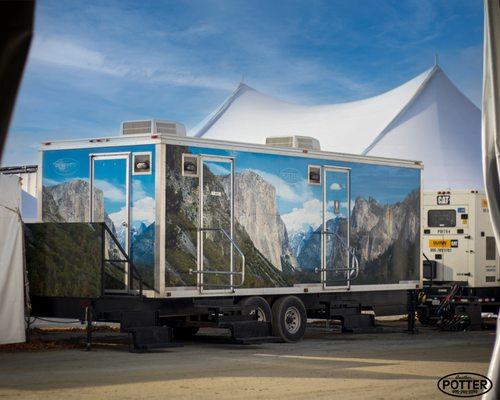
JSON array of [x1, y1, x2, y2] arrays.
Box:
[[322, 166, 351, 289], [90, 153, 131, 292], [197, 156, 237, 293]]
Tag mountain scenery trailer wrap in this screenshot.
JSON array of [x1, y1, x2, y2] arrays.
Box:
[[166, 145, 420, 289], [41, 141, 420, 296]]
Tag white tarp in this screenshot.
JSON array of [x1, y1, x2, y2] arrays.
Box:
[[21, 190, 38, 222], [483, 0, 500, 397], [194, 66, 482, 190], [0, 174, 25, 344]]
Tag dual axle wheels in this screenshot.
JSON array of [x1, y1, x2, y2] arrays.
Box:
[[240, 295, 307, 342]]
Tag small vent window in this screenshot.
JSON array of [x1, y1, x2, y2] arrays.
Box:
[[308, 165, 321, 185], [486, 236, 496, 260], [133, 152, 152, 175], [182, 154, 198, 177], [428, 209, 456, 227]]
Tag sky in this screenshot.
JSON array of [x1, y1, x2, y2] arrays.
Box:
[[3, 0, 484, 167]]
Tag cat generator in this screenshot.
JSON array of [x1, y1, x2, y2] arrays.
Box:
[[418, 190, 500, 330]]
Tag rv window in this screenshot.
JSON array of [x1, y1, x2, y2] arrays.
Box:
[[427, 209, 456, 227], [182, 154, 199, 177], [133, 152, 152, 175], [308, 165, 321, 185], [486, 237, 496, 260]]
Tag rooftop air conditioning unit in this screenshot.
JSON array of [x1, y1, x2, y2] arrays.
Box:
[[121, 120, 186, 137], [265, 135, 321, 151]]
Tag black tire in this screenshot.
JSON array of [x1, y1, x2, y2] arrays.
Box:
[[271, 296, 307, 342], [238, 296, 272, 322], [172, 326, 199, 340]]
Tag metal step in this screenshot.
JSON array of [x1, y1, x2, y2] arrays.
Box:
[[127, 326, 180, 352], [232, 336, 282, 344], [219, 320, 278, 342]]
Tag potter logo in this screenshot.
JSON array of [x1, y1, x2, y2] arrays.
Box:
[[437, 372, 492, 397], [53, 158, 79, 176]]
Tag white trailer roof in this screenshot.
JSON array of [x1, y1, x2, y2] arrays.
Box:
[[193, 65, 482, 190]]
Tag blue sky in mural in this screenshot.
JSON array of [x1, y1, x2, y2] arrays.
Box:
[[192, 146, 420, 232], [93, 158, 128, 215], [43, 146, 155, 229]]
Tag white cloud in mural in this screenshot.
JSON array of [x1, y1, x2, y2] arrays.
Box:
[[133, 180, 147, 199], [109, 196, 155, 227], [329, 182, 342, 190], [342, 200, 356, 211], [94, 179, 125, 202], [282, 198, 333, 234], [249, 169, 312, 203], [132, 196, 155, 223]]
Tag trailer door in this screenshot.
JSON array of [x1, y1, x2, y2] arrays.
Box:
[[90, 153, 131, 292], [198, 156, 239, 293], [322, 167, 351, 289]]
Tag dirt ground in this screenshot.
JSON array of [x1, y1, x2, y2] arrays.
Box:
[[0, 320, 496, 400]]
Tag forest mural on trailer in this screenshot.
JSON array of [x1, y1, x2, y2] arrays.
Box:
[[41, 145, 156, 289], [166, 145, 421, 288]]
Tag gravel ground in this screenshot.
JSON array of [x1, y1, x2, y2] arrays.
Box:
[[0, 321, 496, 400]]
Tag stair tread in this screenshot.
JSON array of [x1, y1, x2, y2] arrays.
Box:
[[232, 336, 282, 344]]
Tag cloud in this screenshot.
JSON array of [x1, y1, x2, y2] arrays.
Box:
[[282, 198, 333, 234], [131, 196, 155, 224], [248, 169, 313, 203], [108, 196, 155, 227], [133, 180, 147, 199], [283, 198, 355, 234], [30, 36, 128, 77], [341, 200, 355, 212], [29, 35, 235, 91], [329, 182, 342, 191], [94, 179, 125, 202]]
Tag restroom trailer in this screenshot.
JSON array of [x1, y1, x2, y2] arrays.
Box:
[[26, 120, 423, 347]]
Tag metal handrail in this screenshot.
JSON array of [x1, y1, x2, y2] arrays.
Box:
[[315, 230, 360, 282], [101, 224, 154, 295], [190, 227, 246, 290]]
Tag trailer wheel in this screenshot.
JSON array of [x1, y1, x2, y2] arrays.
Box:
[[271, 296, 307, 342], [239, 296, 272, 322], [172, 326, 199, 340]]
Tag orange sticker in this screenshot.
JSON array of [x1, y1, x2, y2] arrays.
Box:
[[429, 239, 451, 248]]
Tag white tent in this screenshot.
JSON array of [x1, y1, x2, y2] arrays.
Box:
[[0, 174, 25, 344], [194, 65, 482, 190]]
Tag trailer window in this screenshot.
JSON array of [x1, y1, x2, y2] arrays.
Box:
[[486, 236, 496, 260], [182, 154, 198, 177], [132, 152, 152, 175], [427, 209, 456, 227], [308, 165, 321, 185]]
